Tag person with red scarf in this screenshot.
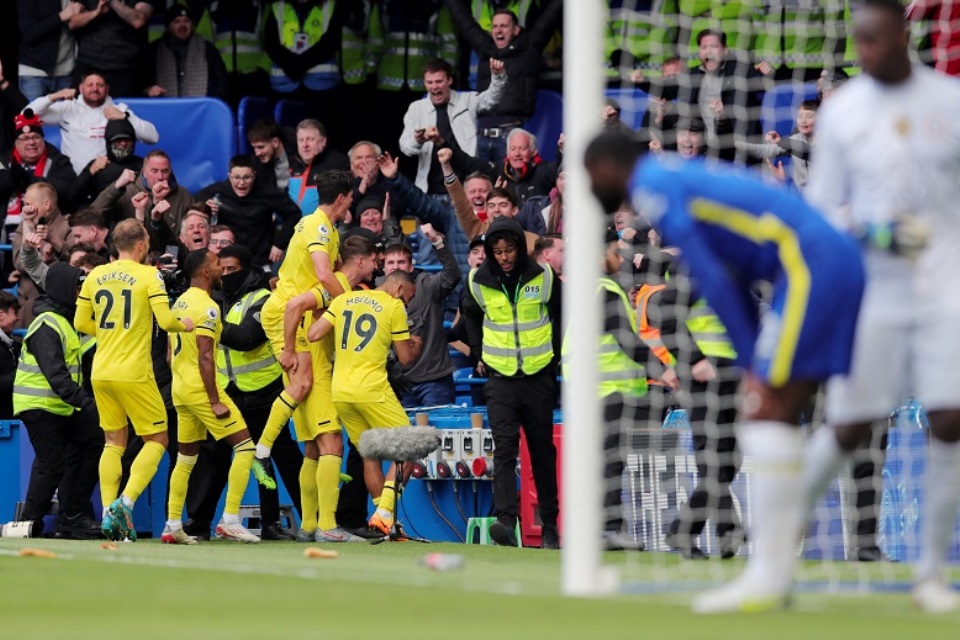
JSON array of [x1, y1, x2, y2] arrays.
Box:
[[0, 110, 79, 227]]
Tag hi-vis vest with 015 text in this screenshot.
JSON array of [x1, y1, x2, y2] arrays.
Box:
[[216, 289, 282, 392], [468, 266, 554, 377], [271, 0, 339, 93], [635, 284, 736, 364], [562, 277, 648, 399], [13, 313, 82, 416]]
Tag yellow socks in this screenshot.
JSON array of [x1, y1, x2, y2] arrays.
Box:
[[167, 453, 198, 521], [379, 480, 397, 516], [124, 440, 165, 503], [224, 438, 255, 516], [256, 391, 299, 456], [299, 458, 319, 531], [98, 444, 124, 509], [317, 455, 342, 531]]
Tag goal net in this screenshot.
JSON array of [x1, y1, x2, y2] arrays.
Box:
[[561, 0, 955, 599]]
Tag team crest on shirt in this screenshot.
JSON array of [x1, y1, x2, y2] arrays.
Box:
[[207, 307, 219, 320], [318, 224, 329, 235]]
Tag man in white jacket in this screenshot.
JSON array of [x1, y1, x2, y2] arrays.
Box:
[[25, 70, 159, 174], [399, 57, 505, 195]]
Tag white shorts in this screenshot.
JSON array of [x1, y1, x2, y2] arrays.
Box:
[[825, 274, 960, 425]]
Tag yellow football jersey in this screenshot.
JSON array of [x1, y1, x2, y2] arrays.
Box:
[[75, 259, 184, 382], [323, 290, 410, 403], [170, 287, 222, 405], [309, 270, 352, 369], [273, 208, 339, 304]]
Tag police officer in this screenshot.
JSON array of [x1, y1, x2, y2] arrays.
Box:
[[464, 216, 562, 549], [14, 263, 103, 539]]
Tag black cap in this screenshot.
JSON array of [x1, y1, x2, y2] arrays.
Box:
[[165, 3, 190, 26], [355, 196, 384, 215], [469, 234, 485, 250]]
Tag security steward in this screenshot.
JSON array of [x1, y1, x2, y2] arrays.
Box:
[[564, 228, 676, 550], [14, 263, 103, 539], [464, 216, 562, 549], [636, 265, 743, 560]]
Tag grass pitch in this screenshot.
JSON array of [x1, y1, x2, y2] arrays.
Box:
[[1, 538, 958, 639]]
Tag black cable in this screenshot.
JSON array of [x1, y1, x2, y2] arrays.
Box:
[[427, 482, 464, 542], [398, 486, 427, 541], [451, 481, 470, 527]]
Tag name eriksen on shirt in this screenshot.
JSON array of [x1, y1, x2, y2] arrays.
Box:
[[97, 271, 137, 286]]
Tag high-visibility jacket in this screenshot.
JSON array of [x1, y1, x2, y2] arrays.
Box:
[[271, 0, 340, 92], [636, 283, 675, 366], [367, 2, 458, 92], [606, 3, 675, 78], [213, 3, 270, 73], [468, 267, 554, 377], [686, 299, 737, 359], [341, 0, 372, 84], [216, 289, 282, 392], [752, 1, 847, 69], [13, 313, 81, 417], [635, 284, 736, 364], [660, 0, 759, 64], [563, 277, 648, 399]]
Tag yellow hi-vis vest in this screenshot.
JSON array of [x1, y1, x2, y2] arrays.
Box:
[[271, 0, 339, 93], [563, 277, 648, 399], [468, 266, 554, 377], [13, 312, 82, 416], [685, 299, 737, 360], [216, 289, 282, 392]]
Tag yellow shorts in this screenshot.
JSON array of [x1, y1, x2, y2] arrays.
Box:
[[292, 355, 339, 442], [261, 296, 311, 355], [334, 397, 411, 446], [93, 379, 167, 436], [175, 395, 247, 444]]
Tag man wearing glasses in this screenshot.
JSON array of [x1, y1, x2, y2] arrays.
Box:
[[198, 155, 301, 270]]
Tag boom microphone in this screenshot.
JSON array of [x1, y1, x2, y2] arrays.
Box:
[[358, 427, 441, 461]]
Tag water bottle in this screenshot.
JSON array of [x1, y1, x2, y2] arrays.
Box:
[[420, 553, 464, 572], [662, 408, 689, 429], [890, 396, 927, 430], [210, 193, 221, 226]]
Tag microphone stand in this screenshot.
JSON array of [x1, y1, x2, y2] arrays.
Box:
[[371, 461, 431, 544]]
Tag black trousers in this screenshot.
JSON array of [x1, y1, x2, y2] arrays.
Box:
[[851, 423, 889, 550], [21, 407, 103, 521], [484, 369, 559, 528], [335, 437, 369, 530], [668, 364, 742, 540], [603, 393, 654, 533], [185, 403, 303, 527]]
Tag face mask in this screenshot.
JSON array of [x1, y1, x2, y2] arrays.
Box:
[[220, 269, 249, 299], [110, 142, 133, 161]]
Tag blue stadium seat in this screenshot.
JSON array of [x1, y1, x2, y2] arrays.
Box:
[[760, 82, 818, 138], [275, 99, 310, 130], [237, 96, 273, 154], [42, 98, 236, 193], [524, 90, 563, 162], [604, 88, 650, 132]]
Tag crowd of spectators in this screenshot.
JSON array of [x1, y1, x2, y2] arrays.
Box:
[[0, 0, 956, 543]]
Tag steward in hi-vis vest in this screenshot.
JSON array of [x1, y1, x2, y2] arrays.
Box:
[[463, 215, 562, 549]]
